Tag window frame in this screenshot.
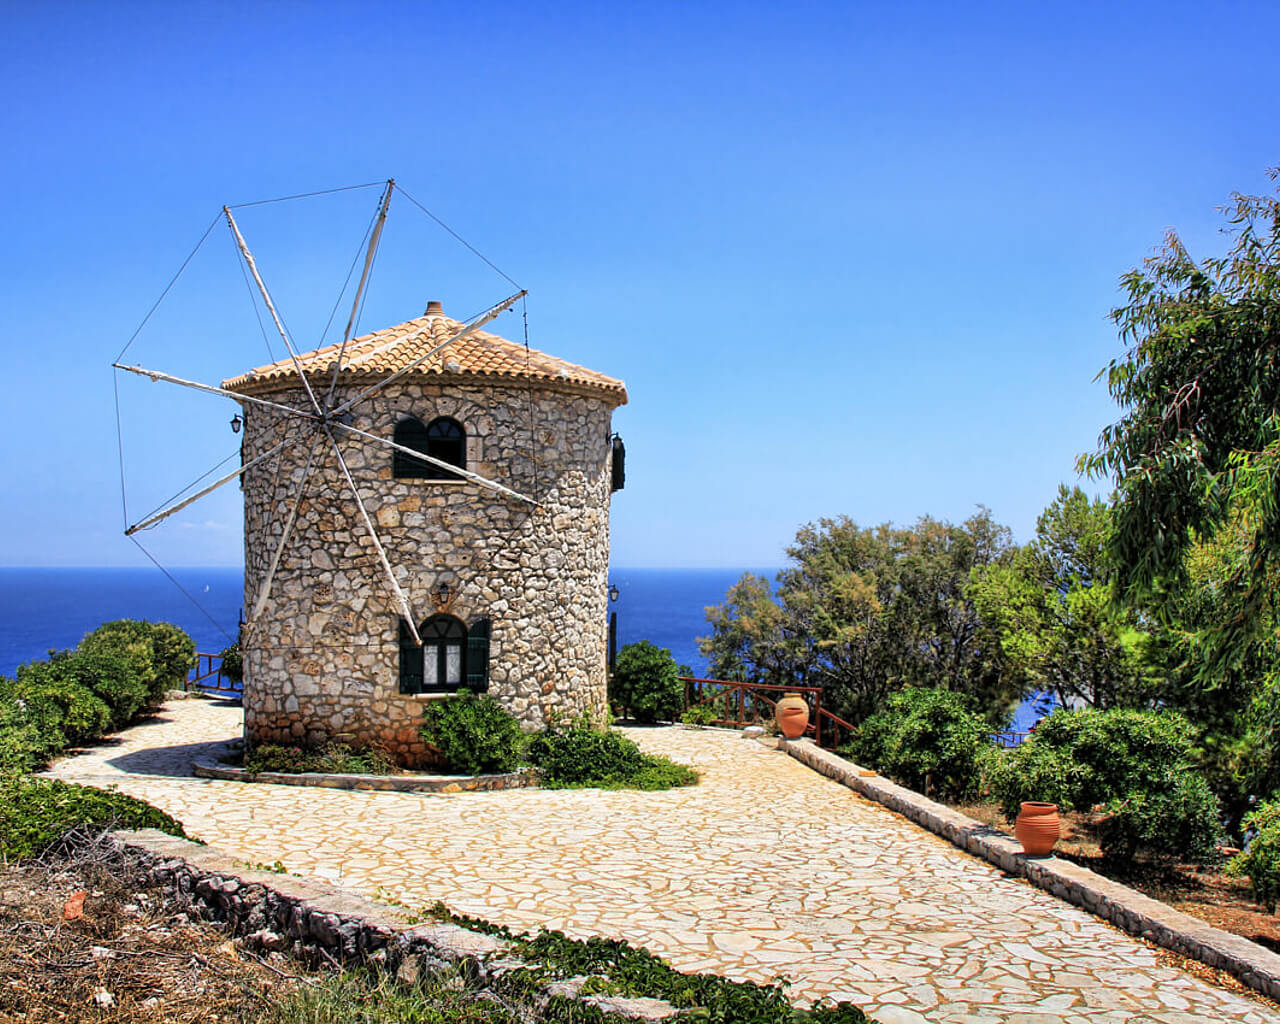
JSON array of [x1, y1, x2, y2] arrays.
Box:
[[391, 415, 466, 480]]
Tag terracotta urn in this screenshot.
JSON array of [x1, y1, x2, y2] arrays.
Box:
[[1015, 801, 1060, 856], [775, 693, 810, 739]]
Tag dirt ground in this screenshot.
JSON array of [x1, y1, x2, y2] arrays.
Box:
[[956, 802, 1280, 954], [0, 832, 319, 1023]]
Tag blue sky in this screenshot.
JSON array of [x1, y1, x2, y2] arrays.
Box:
[[2, 1, 1277, 569]]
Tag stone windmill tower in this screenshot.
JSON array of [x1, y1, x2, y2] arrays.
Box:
[[221, 300, 628, 766]]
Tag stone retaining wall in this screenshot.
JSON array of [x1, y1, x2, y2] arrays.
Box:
[[111, 829, 675, 1021], [781, 737, 1280, 1001]]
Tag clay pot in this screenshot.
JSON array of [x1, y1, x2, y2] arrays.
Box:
[[1015, 801, 1060, 856], [775, 693, 810, 739]]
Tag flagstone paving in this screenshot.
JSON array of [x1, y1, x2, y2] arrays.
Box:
[[48, 696, 1280, 1023]]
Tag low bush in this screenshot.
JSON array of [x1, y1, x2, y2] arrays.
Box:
[[219, 636, 244, 683], [0, 698, 50, 775], [1229, 801, 1280, 912], [527, 722, 699, 790], [846, 688, 988, 801], [680, 703, 719, 727], [43, 648, 151, 731], [420, 692, 526, 775], [78, 619, 196, 706], [6, 662, 112, 748], [609, 640, 683, 723], [1098, 770, 1224, 863], [984, 707, 1222, 861], [0, 775, 187, 860], [244, 742, 394, 776]]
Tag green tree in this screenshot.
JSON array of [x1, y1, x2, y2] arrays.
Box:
[[970, 486, 1161, 710], [701, 510, 1024, 727], [1079, 171, 1280, 672], [610, 641, 684, 723]]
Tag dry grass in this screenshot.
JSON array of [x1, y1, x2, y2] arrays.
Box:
[[0, 832, 318, 1023]]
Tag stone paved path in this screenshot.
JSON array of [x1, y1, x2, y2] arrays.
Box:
[[48, 697, 1280, 1023]]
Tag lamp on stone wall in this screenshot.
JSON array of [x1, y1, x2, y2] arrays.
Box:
[[435, 581, 452, 606], [230, 414, 243, 434]]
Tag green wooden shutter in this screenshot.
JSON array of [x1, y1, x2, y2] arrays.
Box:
[[466, 618, 490, 692], [399, 619, 423, 694]]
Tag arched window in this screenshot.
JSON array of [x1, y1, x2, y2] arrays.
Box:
[[399, 615, 490, 694], [392, 416, 466, 480]]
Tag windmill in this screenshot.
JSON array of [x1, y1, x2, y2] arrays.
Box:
[[113, 181, 627, 762]]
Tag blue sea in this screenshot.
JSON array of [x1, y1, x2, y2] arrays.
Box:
[[0, 566, 1039, 729], [0, 567, 758, 679]]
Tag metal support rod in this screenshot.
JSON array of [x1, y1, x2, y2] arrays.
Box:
[[329, 289, 527, 417], [331, 420, 537, 505], [112, 363, 319, 423], [324, 426, 421, 645], [326, 179, 393, 409], [247, 435, 320, 624], [125, 437, 291, 535], [223, 206, 326, 418]]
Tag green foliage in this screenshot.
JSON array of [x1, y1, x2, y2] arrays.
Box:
[[244, 742, 394, 776], [847, 688, 988, 800], [1229, 801, 1280, 912], [680, 703, 719, 727], [970, 486, 1163, 711], [427, 904, 876, 1024], [42, 648, 149, 730], [0, 697, 51, 775], [1079, 171, 1280, 665], [219, 628, 244, 683], [701, 511, 1024, 729], [0, 775, 186, 860], [526, 723, 699, 791], [7, 661, 112, 747], [264, 967, 524, 1024], [609, 640, 683, 723], [78, 619, 195, 705], [1097, 771, 1224, 864], [985, 707, 1223, 860], [420, 691, 526, 775]]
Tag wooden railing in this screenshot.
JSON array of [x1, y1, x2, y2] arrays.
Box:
[[187, 653, 242, 698], [680, 677, 856, 751]]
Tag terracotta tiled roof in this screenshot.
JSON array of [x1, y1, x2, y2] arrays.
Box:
[[222, 305, 627, 405]]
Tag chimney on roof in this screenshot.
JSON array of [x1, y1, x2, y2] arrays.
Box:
[[425, 300, 444, 316]]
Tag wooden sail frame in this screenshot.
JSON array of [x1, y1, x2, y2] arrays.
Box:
[[113, 182, 538, 648]]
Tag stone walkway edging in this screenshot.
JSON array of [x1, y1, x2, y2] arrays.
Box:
[[110, 828, 677, 1022], [191, 761, 533, 793], [781, 737, 1280, 1001]]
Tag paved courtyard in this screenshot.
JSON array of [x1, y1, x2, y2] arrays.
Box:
[[48, 696, 1280, 1023]]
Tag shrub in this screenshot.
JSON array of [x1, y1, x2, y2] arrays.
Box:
[[244, 742, 394, 775], [681, 703, 719, 727], [984, 707, 1223, 861], [420, 692, 525, 775], [78, 619, 196, 705], [219, 636, 244, 683], [985, 708, 1199, 819], [846, 688, 988, 801], [1229, 801, 1280, 912], [526, 722, 699, 790], [1098, 770, 1224, 864], [610, 640, 683, 723], [0, 775, 186, 860], [37, 648, 150, 730], [7, 661, 112, 748], [0, 698, 51, 775]]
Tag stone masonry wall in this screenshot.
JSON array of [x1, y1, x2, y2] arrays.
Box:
[[238, 377, 618, 765]]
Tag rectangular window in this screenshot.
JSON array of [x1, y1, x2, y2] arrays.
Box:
[[446, 645, 462, 685], [424, 649, 439, 687]]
